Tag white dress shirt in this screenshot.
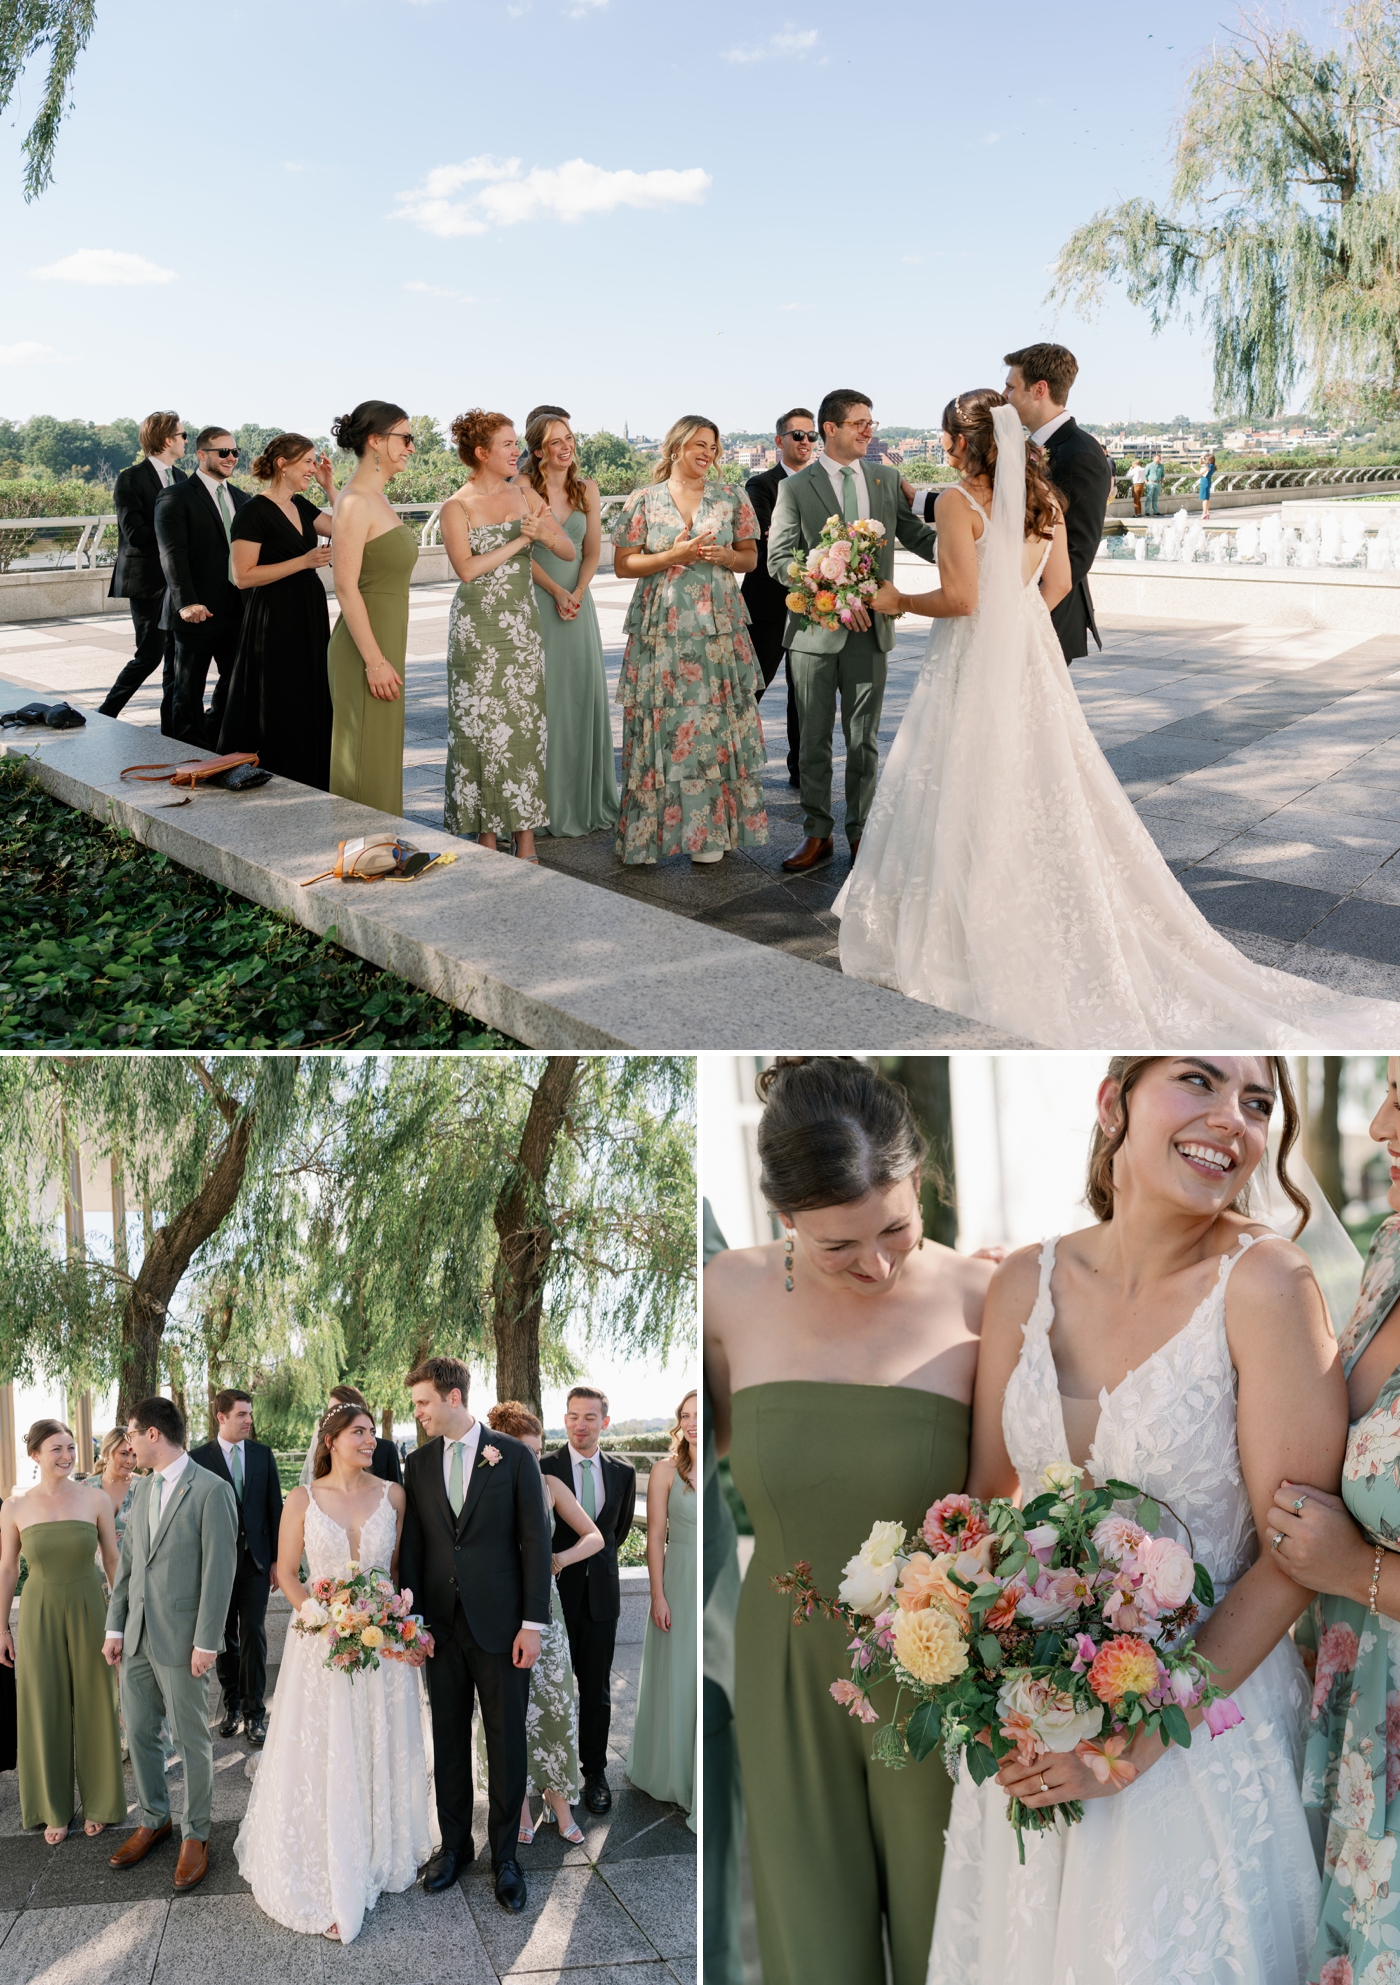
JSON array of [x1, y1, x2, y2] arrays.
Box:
[[109, 1450, 216, 1652], [197, 468, 233, 511], [820, 452, 870, 519], [567, 1444, 607, 1514], [147, 458, 173, 488], [442, 1420, 547, 1631], [1030, 410, 1073, 448]]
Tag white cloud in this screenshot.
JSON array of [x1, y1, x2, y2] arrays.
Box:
[[723, 23, 817, 61], [0, 341, 53, 363], [981, 130, 1003, 145], [565, 0, 607, 13], [30, 248, 176, 286], [393, 155, 711, 237]]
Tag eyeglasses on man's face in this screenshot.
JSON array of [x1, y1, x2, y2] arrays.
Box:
[[841, 417, 877, 436]]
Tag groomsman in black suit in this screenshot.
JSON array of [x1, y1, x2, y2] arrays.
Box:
[[741, 410, 818, 787], [188, 1388, 283, 1746], [98, 412, 188, 720], [1003, 343, 1113, 664], [399, 1356, 552, 1913], [540, 1385, 637, 1814], [154, 425, 251, 745], [328, 1384, 402, 1484]]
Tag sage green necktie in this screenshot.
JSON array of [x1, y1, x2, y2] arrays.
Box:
[[230, 1443, 243, 1500], [448, 1440, 464, 1517], [217, 482, 234, 583], [840, 465, 858, 523], [580, 1457, 597, 1519]]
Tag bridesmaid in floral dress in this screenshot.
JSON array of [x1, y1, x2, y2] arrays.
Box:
[[610, 416, 769, 865], [440, 410, 574, 860], [1262, 1056, 1400, 1985]]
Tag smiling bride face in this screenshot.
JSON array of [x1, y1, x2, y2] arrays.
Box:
[[1097, 1055, 1279, 1221]]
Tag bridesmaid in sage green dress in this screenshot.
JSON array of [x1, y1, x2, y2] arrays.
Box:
[[328, 400, 418, 818], [0, 1420, 124, 1844], [704, 1058, 995, 1985], [440, 411, 574, 860], [627, 1393, 698, 1826], [522, 414, 619, 837]]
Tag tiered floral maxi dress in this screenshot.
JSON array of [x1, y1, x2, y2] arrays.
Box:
[[1299, 1213, 1400, 1985], [444, 513, 548, 840], [609, 484, 768, 864]]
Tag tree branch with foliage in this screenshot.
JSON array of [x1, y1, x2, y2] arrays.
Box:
[[0, 0, 97, 198]]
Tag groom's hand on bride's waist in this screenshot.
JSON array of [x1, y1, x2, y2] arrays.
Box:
[[512, 1628, 542, 1670]]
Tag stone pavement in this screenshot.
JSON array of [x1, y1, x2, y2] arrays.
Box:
[[8, 573, 1400, 1000], [0, 1600, 695, 1985]]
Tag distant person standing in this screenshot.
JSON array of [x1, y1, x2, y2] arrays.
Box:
[[1200, 450, 1217, 519], [1128, 455, 1146, 516], [189, 1390, 283, 1749], [1003, 343, 1113, 664], [153, 426, 252, 744], [217, 434, 336, 788], [1144, 450, 1164, 516], [741, 408, 816, 787], [626, 1389, 697, 1827], [99, 411, 187, 721]]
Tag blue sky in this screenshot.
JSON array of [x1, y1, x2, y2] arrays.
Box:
[[0, 0, 1337, 435]]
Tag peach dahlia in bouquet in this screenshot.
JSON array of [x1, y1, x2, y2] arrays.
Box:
[[292, 1561, 435, 1676], [784, 514, 885, 633], [775, 1467, 1242, 1860]]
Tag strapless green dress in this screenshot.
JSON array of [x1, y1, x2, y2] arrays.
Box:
[[626, 1468, 697, 1821], [730, 1381, 970, 1985], [16, 1520, 125, 1830], [328, 522, 416, 817]]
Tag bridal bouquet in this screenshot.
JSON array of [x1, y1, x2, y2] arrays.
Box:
[[775, 1468, 1242, 1860], [784, 514, 885, 632], [293, 1562, 435, 1676]]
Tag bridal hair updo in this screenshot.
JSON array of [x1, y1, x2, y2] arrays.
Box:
[[755, 1055, 938, 1215], [942, 388, 1062, 545], [330, 401, 409, 457], [312, 1404, 374, 1479], [251, 432, 315, 481], [1086, 1055, 1309, 1234], [651, 416, 720, 484], [452, 408, 512, 470]]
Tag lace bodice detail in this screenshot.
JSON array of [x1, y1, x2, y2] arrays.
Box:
[[947, 485, 1051, 589], [1001, 1235, 1278, 1589], [303, 1480, 395, 1580]]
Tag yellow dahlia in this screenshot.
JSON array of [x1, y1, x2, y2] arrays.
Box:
[[892, 1605, 969, 1687], [785, 592, 809, 613], [1088, 1634, 1159, 1705], [360, 1624, 384, 1649]]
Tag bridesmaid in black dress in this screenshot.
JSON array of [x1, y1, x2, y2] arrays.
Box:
[[218, 432, 336, 787]]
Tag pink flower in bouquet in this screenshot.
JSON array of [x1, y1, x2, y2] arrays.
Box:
[[831, 1678, 880, 1724], [1134, 1536, 1195, 1613], [1075, 1733, 1139, 1789], [1202, 1695, 1244, 1738], [838, 608, 853, 626], [1091, 1514, 1148, 1565], [1019, 1567, 1091, 1627], [984, 1571, 1031, 1631], [1102, 1572, 1150, 1633], [1088, 1634, 1159, 1707], [1023, 1523, 1059, 1564], [921, 1494, 989, 1555], [1068, 1632, 1098, 1673], [1167, 1664, 1201, 1709]]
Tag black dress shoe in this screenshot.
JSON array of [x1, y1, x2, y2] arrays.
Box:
[[218, 1708, 241, 1738], [494, 1858, 527, 1912], [421, 1845, 462, 1893], [582, 1774, 612, 1814], [243, 1712, 267, 1747]]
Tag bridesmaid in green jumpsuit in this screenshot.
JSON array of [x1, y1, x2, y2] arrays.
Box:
[[704, 1058, 996, 1985], [328, 400, 418, 817], [0, 1420, 124, 1844]]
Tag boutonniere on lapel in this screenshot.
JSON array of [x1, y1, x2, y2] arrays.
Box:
[[478, 1446, 502, 1470]]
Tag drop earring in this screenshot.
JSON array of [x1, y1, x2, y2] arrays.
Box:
[[783, 1230, 794, 1292]]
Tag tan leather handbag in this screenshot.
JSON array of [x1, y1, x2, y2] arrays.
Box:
[[303, 833, 436, 884], [121, 752, 262, 787]]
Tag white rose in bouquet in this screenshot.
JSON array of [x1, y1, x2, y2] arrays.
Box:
[[998, 1672, 1104, 1753], [862, 1520, 907, 1568], [297, 1597, 330, 1628]]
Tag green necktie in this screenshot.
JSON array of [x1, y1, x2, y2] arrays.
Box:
[[150, 1472, 164, 1552], [230, 1443, 243, 1500], [448, 1440, 464, 1517], [840, 465, 858, 523], [580, 1457, 597, 1519], [217, 482, 234, 583]]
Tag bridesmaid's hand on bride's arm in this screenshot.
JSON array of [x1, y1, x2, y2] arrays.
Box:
[[870, 581, 905, 616], [1265, 1481, 1373, 1601]]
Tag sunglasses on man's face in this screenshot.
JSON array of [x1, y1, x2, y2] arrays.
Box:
[[206, 447, 240, 460], [783, 430, 818, 444]]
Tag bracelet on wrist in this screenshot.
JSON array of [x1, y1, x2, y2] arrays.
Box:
[[1369, 1543, 1385, 1615]]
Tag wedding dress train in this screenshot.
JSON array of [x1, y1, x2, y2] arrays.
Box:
[[834, 404, 1400, 1046], [234, 1479, 437, 1941], [926, 1234, 1320, 1985]]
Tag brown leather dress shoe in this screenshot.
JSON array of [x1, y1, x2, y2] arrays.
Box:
[[173, 1837, 210, 1890], [780, 835, 834, 873], [109, 1820, 172, 1868]]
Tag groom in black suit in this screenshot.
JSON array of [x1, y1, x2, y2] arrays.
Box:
[[153, 425, 251, 745], [1003, 343, 1113, 664], [189, 1388, 283, 1746], [399, 1355, 552, 1913]]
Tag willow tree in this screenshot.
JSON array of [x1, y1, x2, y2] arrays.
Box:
[[0, 0, 96, 196], [1053, 1, 1400, 419]]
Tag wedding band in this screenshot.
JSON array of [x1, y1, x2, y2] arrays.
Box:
[[1293, 1497, 1306, 1515], [1272, 1531, 1284, 1550]]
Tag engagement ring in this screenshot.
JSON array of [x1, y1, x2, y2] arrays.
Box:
[[1039, 1775, 1049, 1792], [1272, 1532, 1284, 1550]]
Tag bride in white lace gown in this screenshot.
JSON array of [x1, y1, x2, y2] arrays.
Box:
[[235, 1406, 436, 1942], [928, 1054, 1348, 1985], [834, 393, 1400, 1046]]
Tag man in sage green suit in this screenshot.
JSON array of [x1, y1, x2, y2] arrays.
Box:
[[104, 1395, 237, 1889], [767, 388, 936, 869]]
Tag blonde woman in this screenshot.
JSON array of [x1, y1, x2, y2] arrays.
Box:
[[609, 416, 768, 865], [625, 1390, 697, 1825], [523, 413, 620, 837]]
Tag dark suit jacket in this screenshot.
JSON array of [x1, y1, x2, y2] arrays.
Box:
[[740, 462, 794, 657], [1042, 417, 1112, 663], [399, 1428, 552, 1655], [188, 1437, 284, 1576], [154, 473, 251, 621], [370, 1436, 402, 1486], [540, 1446, 636, 1624], [108, 459, 186, 600]]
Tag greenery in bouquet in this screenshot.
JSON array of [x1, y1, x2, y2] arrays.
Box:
[[783, 514, 885, 633], [776, 1466, 1242, 1861], [293, 1562, 435, 1676]]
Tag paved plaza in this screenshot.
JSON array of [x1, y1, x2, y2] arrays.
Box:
[[0, 1595, 695, 1985], [7, 568, 1400, 1005]]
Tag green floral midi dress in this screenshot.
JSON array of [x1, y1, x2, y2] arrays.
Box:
[[1302, 1213, 1400, 1984], [609, 483, 769, 864], [445, 515, 549, 839], [474, 1582, 580, 1804]]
